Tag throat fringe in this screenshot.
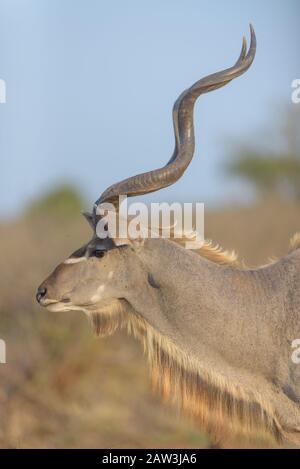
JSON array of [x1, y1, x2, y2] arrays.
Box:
[[91, 305, 283, 444]]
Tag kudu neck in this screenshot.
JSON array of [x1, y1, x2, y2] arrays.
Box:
[[128, 238, 293, 376]]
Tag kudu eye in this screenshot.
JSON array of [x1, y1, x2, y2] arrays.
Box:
[[93, 249, 106, 259]]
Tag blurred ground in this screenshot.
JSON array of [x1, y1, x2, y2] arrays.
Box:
[[0, 196, 299, 448]]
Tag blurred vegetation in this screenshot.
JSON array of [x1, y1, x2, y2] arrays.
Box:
[[226, 107, 300, 201], [28, 185, 84, 218]]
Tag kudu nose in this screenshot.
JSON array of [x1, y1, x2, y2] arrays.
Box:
[[36, 287, 47, 303]]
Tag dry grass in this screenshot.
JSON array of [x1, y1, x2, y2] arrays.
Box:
[[0, 197, 299, 448]]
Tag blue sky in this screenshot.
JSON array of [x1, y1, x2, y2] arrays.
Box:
[[0, 0, 299, 217]]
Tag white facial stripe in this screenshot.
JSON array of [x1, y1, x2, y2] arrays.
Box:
[[64, 256, 87, 264]]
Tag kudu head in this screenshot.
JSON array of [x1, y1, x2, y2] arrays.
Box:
[[37, 26, 256, 327]]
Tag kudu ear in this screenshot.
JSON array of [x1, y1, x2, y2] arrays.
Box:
[[82, 211, 95, 231]]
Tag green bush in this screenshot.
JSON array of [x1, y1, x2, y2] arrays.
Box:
[[28, 185, 84, 218]]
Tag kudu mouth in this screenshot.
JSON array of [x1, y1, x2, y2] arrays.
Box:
[[36, 296, 60, 307], [36, 285, 71, 308], [37, 297, 79, 315], [35, 285, 108, 312]]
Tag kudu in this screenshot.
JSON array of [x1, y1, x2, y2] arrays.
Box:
[[37, 26, 300, 446]]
